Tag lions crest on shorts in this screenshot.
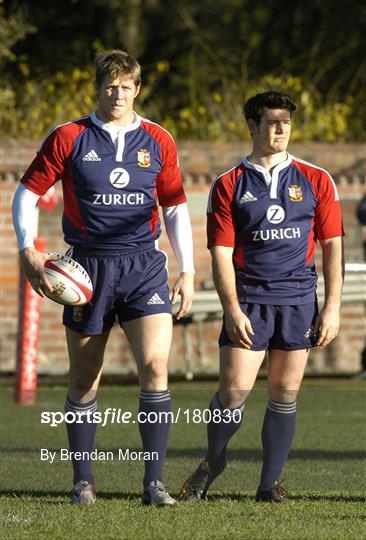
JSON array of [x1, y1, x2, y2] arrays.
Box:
[[72, 306, 83, 322], [288, 184, 303, 202], [137, 148, 151, 168]]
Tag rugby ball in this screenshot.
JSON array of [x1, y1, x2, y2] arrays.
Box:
[[44, 254, 93, 306]]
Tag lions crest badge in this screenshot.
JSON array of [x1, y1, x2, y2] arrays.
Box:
[[51, 281, 66, 297], [72, 306, 83, 322], [288, 184, 303, 202], [137, 148, 151, 168]]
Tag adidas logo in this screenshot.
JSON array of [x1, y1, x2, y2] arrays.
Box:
[[304, 328, 315, 338], [240, 191, 257, 203], [82, 149, 101, 161], [147, 293, 165, 305]]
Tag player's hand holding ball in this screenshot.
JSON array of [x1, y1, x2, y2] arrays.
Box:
[[19, 247, 59, 299], [20, 248, 93, 305], [43, 254, 93, 306]]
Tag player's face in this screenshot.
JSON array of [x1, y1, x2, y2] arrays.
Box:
[[251, 108, 292, 155], [97, 75, 140, 125]]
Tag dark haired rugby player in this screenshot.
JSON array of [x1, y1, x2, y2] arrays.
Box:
[[180, 91, 344, 503]]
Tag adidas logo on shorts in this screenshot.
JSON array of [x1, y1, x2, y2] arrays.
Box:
[[240, 191, 257, 203], [82, 149, 101, 161], [147, 293, 165, 305]]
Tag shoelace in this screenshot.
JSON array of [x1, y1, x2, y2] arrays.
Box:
[[274, 482, 287, 499], [152, 482, 166, 493], [189, 463, 210, 490]]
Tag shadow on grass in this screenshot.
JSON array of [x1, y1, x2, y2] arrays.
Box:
[[0, 489, 142, 502], [207, 493, 366, 503], [166, 448, 366, 461], [0, 489, 365, 504], [2, 447, 365, 461]]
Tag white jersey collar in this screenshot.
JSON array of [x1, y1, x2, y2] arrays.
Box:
[[243, 154, 293, 200], [90, 112, 142, 162], [243, 154, 293, 178]]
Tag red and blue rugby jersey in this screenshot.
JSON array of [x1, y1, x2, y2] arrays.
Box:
[[207, 155, 344, 305], [21, 113, 186, 249]]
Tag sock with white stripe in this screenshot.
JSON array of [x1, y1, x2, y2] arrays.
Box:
[[65, 395, 97, 485], [259, 399, 297, 489], [138, 390, 171, 487], [205, 393, 245, 474]]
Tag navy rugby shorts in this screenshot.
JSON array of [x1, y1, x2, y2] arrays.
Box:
[[63, 246, 171, 335], [219, 302, 319, 350]]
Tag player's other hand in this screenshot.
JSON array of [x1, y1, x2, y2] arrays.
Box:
[[314, 305, 340, 348], [171, 271, 194, 320], [225, 308, 255, 349], [19, 247, 59, 298]]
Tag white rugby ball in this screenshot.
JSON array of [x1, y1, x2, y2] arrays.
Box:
[[44, 254, 93, 306]]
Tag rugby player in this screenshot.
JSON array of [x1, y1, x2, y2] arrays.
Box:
[[179, 91, 344, 503], [12, 50, 195, 506]]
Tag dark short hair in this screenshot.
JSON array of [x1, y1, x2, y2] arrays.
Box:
[[95, 49, 141, 91], [243, 91, 297, 124]]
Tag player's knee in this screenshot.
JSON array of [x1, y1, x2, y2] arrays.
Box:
[[140, 359, 168, 383], [70, 365, 100, 392]]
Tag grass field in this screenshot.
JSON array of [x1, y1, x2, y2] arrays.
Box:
[[1, 379, 365, 539]]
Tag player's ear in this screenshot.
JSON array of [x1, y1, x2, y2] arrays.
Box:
[[247, 119, 258, 137], [134, 84, 141, 98]]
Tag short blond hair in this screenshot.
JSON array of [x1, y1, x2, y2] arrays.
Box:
[[95, 49, 141, 91]]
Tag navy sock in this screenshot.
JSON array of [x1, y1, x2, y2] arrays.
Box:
[[259, 399, 297, 488], [205, 393, 244, 473], [65, 395, 97, 485], [138, 390, 171, 487]]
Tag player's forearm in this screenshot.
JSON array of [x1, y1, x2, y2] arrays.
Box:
[[321, 237, 344, 309], [210, 246, 241, 315], [12, 184, 40, 251], [162, 203, 195, 273]]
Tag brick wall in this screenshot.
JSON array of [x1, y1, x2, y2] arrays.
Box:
[[1, 141, 365, 376]]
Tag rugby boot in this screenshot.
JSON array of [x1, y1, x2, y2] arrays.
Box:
[[179, 458, 227, 501], [255, 480, 289, 503], [71, 480, 96, 504], [142, 480, 176, 506]]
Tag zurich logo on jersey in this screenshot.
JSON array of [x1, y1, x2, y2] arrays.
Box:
[[266, 205, 285, 224], [110, 168, 130, 189]]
